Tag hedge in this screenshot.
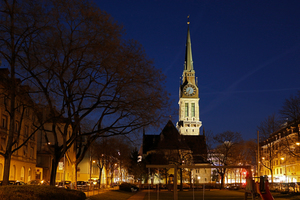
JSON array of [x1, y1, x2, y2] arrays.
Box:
[[0, 185, 86, 200]]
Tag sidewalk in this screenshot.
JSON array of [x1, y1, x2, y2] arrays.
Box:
[[127, 190, 147, 200]]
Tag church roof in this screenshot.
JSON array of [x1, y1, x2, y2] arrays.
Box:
[[156, 120, 190, 150], [141, 120, 207, 163]]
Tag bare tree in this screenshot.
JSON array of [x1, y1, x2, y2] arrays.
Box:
[[210, 130, 242, 189], [0, 0, 51, 185], [2, 0, 169, 186], [89, 137, 132, 188], [257, 113, 282, 141], [228, 140, 256, 183], [279, 91, 300, 123]]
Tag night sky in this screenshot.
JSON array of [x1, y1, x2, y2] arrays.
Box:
[[95, 0, 300, 141]]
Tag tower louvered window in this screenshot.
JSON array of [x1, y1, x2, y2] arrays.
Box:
[[185, 103, 189, 117], [191, 103, 195, 117]]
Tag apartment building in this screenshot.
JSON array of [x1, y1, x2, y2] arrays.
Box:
[[260, 121, 300, 183]]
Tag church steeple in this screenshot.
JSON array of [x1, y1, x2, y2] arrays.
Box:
[[184, 18, 194, 72], [177, 18, 202, 136], [182, 17, 196, 87]]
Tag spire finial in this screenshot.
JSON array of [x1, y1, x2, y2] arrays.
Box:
[[187, 15, 190, 24]]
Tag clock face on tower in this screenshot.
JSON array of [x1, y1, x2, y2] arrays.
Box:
[[183, 84, 196, 96]]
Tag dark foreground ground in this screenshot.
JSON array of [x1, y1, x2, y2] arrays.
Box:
[[88, 189, 300, 200], [144, 189, 300, 200]]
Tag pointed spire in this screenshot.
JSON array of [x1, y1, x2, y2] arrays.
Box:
[[184, 15, 194, 72]]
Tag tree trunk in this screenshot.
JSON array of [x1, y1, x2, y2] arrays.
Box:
[[220, 173, 225, 190], [165, 174, 168, 185], [180, 168, 183, 191], [105, 168, 109, 186], [2, 153, 12, 185], [3, 69, 16, 185], [111, 168, 114, 187], [99, 168, 103, 189], [189, 169, 192, 189], [50, 158, 59, 186], [74, 162, 78, 189]]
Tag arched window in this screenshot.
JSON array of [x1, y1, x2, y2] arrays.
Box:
[[28, 168, 32, 182], [10, 165, 16, 180], [21, 166, 25, 181]]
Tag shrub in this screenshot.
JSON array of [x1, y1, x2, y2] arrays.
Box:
[[0, 185, 86, 200]]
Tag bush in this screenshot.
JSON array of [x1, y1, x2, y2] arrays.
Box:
[[0, 185, 86, 200], [119, 182, 139, 192]]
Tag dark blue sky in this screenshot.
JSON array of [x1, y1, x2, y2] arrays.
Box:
[[95, 0, 300, 140]]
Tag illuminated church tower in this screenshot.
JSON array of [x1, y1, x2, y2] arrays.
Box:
[[176, 21, 202, 135]]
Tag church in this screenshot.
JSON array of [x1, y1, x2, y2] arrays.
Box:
[[141, 21, 210, 185]]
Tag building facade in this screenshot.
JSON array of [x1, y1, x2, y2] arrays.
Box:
[[260, 121, 300, 183], [0, 68, 38, 183], [0, 68, 77, 185]]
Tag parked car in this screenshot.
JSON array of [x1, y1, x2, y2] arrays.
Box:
[[226, 184, 239, 190], [27, 179, 41, 185], [15, 180, 26, 185], [0, 180, 25, 186], [0, 180, 14, 185], [77, 181, 88, 191], [40, 180, 50, 185], [57, 181, 71, 189]]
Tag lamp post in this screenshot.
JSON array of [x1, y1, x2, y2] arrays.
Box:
[[280, 157, 287, 183], [257, 130, 260, 177]]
